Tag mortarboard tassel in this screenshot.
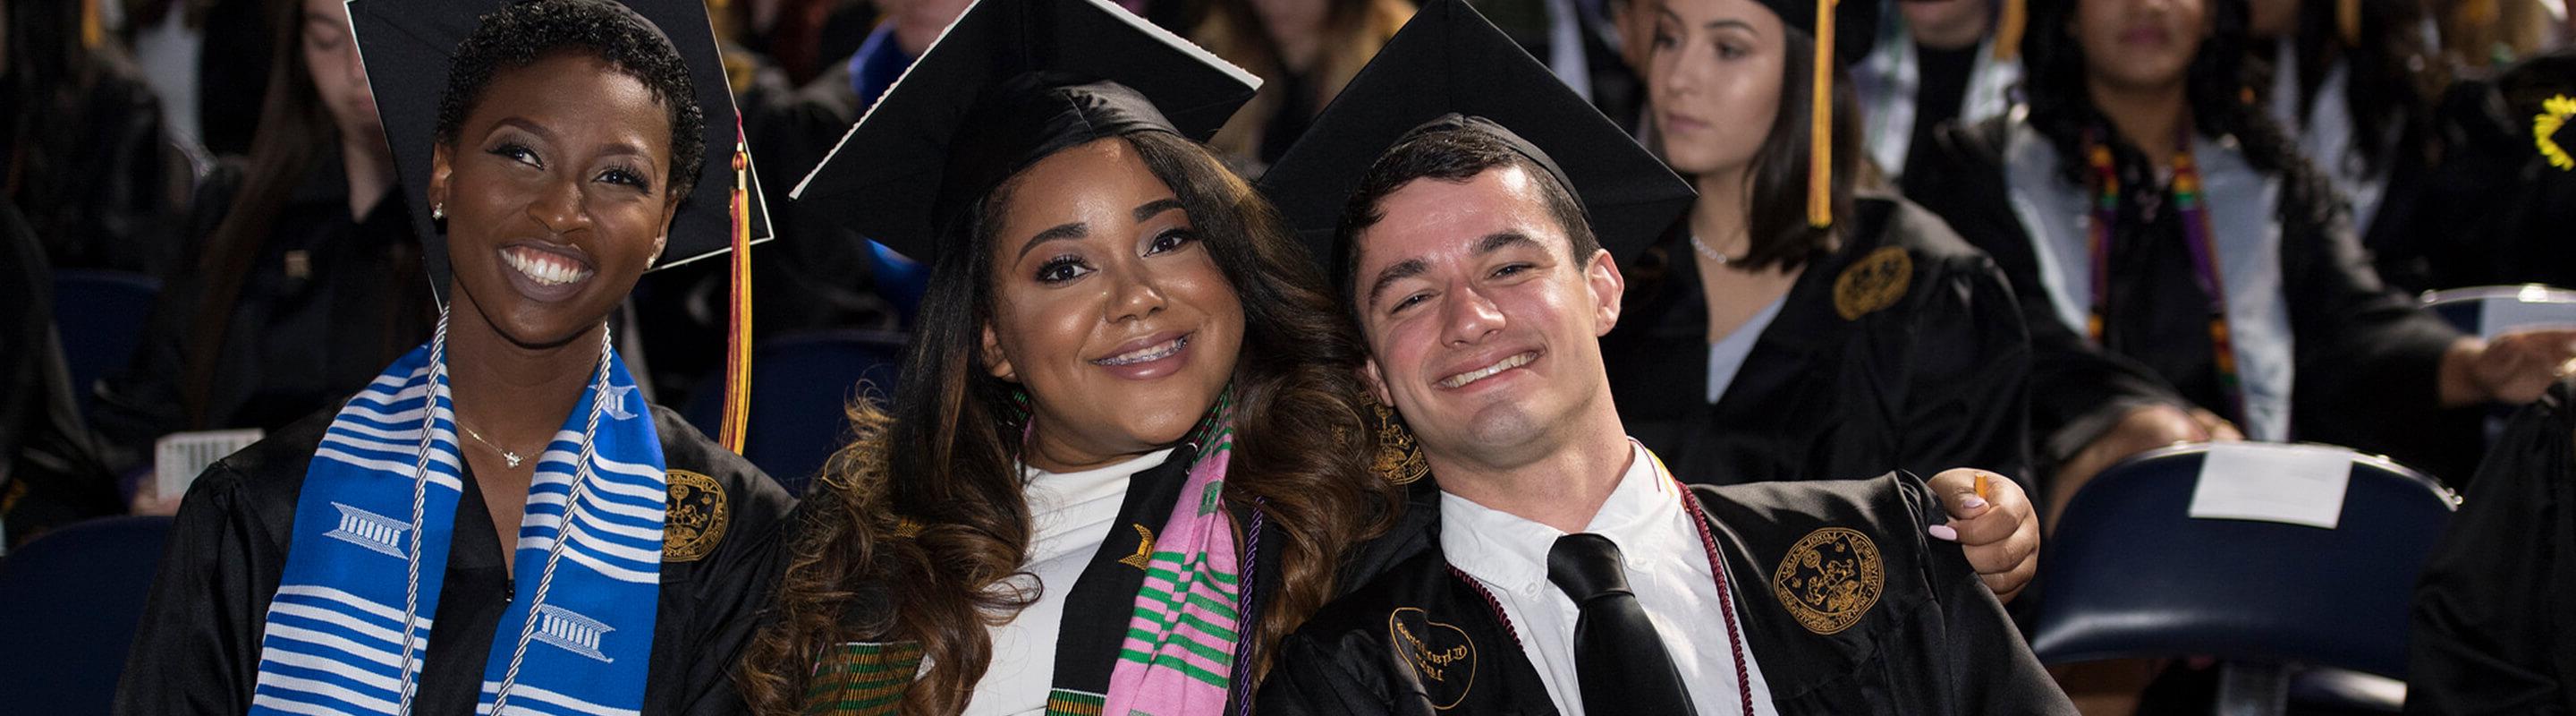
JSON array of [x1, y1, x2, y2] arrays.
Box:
[[718, 122, 753, 455], [2336, 0, 2361, 47], [1809, 0, 1835, 228], [1995, 0, 2026, 62]]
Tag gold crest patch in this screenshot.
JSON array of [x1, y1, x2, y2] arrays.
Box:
[[1388, 607, 1477, 709], [663, 470, 729, 562], [1771, 527, 1885, 635], [1832, 246, 1913, 320]]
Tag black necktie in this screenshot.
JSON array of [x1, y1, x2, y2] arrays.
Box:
[[1547, 533, 1701, 716]]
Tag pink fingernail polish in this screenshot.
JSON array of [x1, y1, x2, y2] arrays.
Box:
[[1928, 524, 1960, 541], [1962, 496, 1989, 510]]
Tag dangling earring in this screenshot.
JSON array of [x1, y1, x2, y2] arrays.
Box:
[[431, 203, 445, 220], [1370, 398, 1428, 484]]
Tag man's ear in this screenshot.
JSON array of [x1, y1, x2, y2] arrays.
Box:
[[1360, 358, 1393, 406], [981, 321, 1019, 382], [1584, 247, 1627, 337]]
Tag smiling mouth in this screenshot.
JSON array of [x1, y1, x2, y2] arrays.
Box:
[[1439, 351, 1536, 389], [1094, 334, 1191, 367], [502, 245, 595, 286]]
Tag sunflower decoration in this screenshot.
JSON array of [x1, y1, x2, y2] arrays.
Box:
[[2538, 94, 2576, 171]]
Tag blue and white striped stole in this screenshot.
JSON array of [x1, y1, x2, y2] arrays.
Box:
[[249, 341, 667, 716]]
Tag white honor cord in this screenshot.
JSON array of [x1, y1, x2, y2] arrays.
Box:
[[489, 321, 616, 712], [395, 305, 454, 712]]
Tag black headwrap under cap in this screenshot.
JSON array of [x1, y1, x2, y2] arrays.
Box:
[[932, 74, 1183, 243]]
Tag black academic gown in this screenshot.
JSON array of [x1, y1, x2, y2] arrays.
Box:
[[113, 400, 794, 715], [1606, 195, 2032, 488], [1258, 473, 2074, 715], [1904, 116, 2468, 481], [2406, 378, 2576, 714]]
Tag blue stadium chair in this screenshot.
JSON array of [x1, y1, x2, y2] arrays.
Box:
[[683, 330, 908, 495], [0, 516, 176, 714], [2030, 443, 2458, 714], [50, 270, 162, 420], [2421, 285, 2576, 337]]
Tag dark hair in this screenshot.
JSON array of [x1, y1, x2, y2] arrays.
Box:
[[739, 130, 1398, 714], [1334, 124, 1600, 307], [436, 0, 706, 200], [1733, 29, 1860, 271], [2251, 0, 2442, 175], [180, 0, 428, 429], [2022, 0, 2309, 185]]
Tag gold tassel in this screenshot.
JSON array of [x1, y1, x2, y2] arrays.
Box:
[[719, 126, 754, 455], [81, 0, 105, 51], [1994, 0, 2027, 62], [1809, 0, 1835, 228], [2336, 0, 2361, 47]]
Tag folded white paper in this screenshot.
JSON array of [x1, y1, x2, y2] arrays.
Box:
[[2188, 442, 2354, 529]]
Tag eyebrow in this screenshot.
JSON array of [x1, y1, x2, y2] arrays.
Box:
[[1016, 198, 1190, 260], [1655, 5, 1758, 34], [1363, 231, 1547, 310], [1133, 198, 1184, 223], [1365, 259, 1429, 310]]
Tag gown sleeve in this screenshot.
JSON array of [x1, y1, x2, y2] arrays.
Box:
[[1894, 217, 2036, 484], [111, 461, 285, 715], [2271, 175, 2471, 476], [1255, 629, 1408, 716], [1894, 478, 2078, 713], [2405, 380, 2576, 714]]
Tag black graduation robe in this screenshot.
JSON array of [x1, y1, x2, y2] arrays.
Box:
[[2406, 377, 2576, 714], [1903, 116, 2470, 482], [800, 442, 1288, 714], [113, 399, 794, 715], [1257, 473, 2075, 714], [1605, 194, 2033, 488]]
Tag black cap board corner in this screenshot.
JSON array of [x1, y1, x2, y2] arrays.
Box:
[[1259, 0, 1693, 271], [787, 0, 1260, 264], [347, 0, 771, 301]]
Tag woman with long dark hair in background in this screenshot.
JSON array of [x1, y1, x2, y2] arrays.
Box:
[[94, 0, 432, 504], [1597, 0, 2042, 598], [737, 2, 1401, 712]]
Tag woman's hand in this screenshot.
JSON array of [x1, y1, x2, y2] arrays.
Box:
[[1927, 468, 2041, 603]]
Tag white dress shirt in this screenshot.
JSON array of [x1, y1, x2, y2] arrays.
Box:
[[1440, 440, 1777, 716], [966, 448, 1174, 716]]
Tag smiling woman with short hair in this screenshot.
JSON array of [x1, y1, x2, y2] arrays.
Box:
[[114, 2, 791, 713]]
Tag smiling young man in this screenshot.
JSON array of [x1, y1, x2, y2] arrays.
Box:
[[1250, 2, 2071, 713]]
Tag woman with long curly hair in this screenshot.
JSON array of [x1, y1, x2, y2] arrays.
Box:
[[735, 1, 1401, 713], [1902, 0, 2576, 515]]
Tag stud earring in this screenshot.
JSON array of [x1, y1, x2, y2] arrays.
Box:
[[431, 203, 445, 220]]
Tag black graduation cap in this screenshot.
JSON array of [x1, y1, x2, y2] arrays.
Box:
[[348, 0, 771, 300], [789, 0, 1259, 263], [1260, 0, 1692, 267]]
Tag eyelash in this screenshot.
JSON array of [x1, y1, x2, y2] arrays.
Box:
[[488, 142, 651, 192], [1147, 227, 1198, 254], [1036, 255, 1090, 284], [1388, 262, 1534, 315]]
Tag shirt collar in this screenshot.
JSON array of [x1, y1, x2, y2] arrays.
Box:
[[1439, 439, 1692, 595]]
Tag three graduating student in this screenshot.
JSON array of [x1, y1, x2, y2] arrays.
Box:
[[1252, 2, 2070, 712], [114, 1, 791, 713]]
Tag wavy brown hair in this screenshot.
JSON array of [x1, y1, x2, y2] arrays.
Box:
[[738, 129, 1399, 714]]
